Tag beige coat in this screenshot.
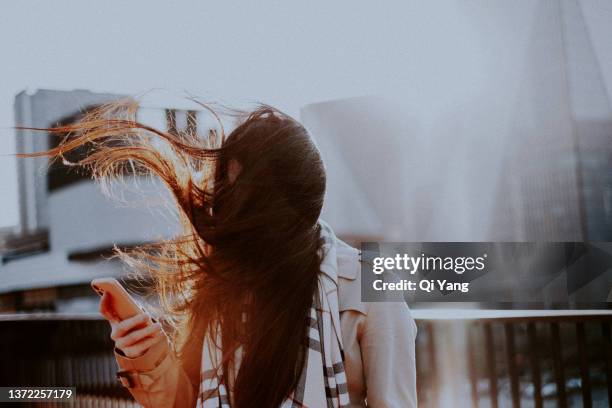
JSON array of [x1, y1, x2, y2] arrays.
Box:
[[114, 239, 418, 407]]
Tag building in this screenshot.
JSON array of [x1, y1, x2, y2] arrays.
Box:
[[1, 89, 223, 312]]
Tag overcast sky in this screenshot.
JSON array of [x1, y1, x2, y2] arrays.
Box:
[[1, 0, 609, 230]]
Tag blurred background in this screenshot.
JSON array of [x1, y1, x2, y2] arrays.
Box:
[[1, 0, 612, 407]]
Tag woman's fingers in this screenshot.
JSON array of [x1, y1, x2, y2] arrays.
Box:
[[98, 298, 162, 358], [110, 313, 150, 341], [121, 330, 164, 358], [114, 322, 163, 350]]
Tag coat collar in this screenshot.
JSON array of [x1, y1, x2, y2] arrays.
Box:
[[318, 219, 339, 286], [317, 220, 345, 347], [318, 220, 366, 318], [320, 219, 359, 280]]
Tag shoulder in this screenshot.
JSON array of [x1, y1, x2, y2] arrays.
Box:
[[336, 239, 417, 336], [335, 239, 366, 314], [317, 219, 366, 315]]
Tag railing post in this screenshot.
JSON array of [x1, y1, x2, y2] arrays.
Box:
[[426, 321, 438, 407], [550, 322, 567, 408], [602, 321, 612, 406], [527, 322, 542, 408], [576, 322, 592, 408], [467, 325, 479, 408], [484, 322, 498, 408], [504, 323, 520, 408]]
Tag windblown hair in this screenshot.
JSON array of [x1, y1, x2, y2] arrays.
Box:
[[18, 98, 327, 407]]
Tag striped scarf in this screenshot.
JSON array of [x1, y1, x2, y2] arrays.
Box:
[[196, 226, 349, 408]]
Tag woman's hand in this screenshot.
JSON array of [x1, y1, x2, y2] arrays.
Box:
[[99, 292, 165, 358]]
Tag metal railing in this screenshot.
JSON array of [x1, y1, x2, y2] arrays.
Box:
[[413, 310, 612, 408], [2, 311, 612, 407], [0, 314, 131, 407]]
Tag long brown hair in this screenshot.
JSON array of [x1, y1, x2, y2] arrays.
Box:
[[18, 98, 327, 407]]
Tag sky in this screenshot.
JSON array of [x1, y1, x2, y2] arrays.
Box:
[[0, 0, 495, 229], [1, 0, 610, 230]]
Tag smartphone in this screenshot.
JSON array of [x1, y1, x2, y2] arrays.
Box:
[[91, 278, 143, 321]]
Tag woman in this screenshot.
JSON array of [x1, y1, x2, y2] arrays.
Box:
[[25, 99, 417, 407]]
